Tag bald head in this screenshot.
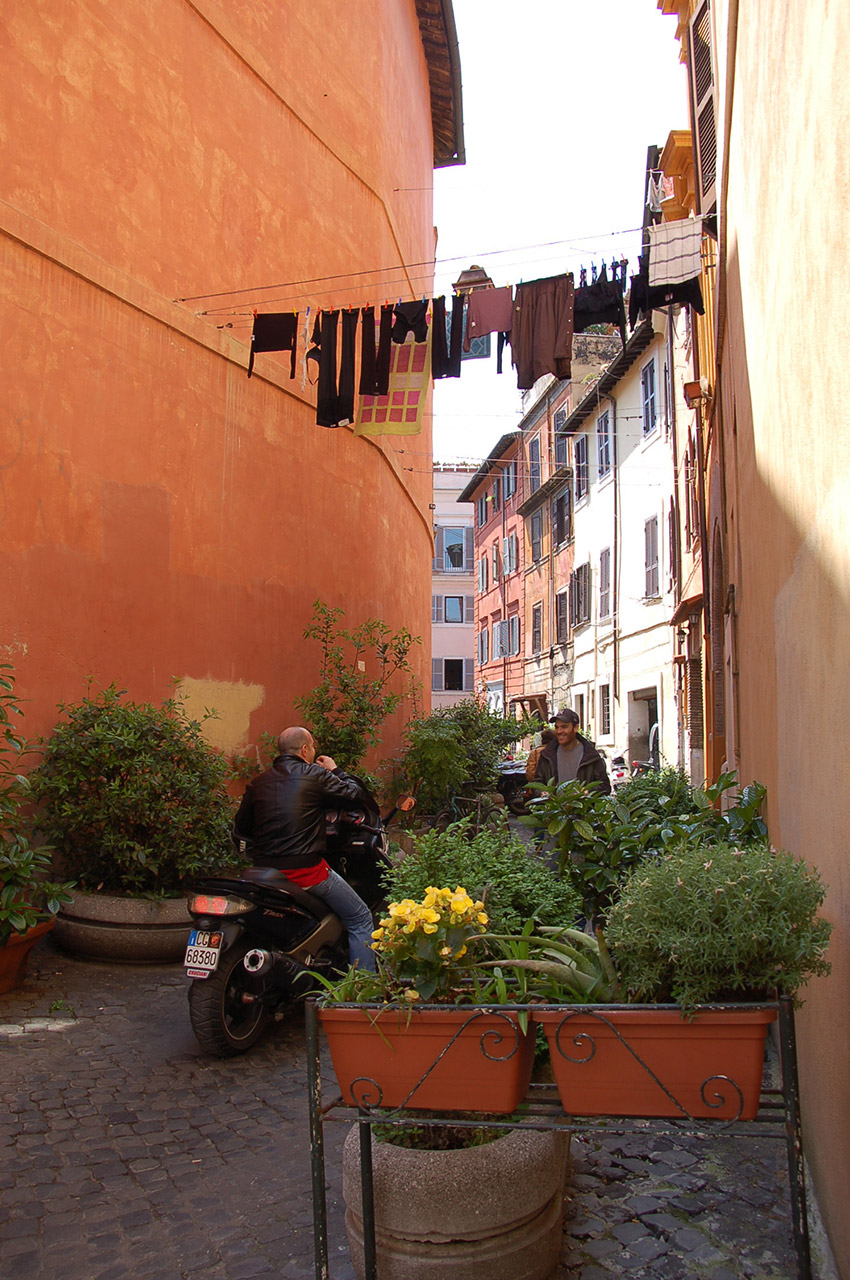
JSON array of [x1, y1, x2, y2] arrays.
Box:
[[278, 726, 314, 757]]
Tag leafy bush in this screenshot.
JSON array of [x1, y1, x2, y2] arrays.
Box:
[[389, 699, 538, 811], [0, 664, 74, 942], [295, 600, 420, 770], [604, 842, 832, 1009], [524, 769, 771, 922], [383, 821, 581, 935], [31, 684, 241, 896]]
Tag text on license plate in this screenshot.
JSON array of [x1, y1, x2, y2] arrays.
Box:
[[185, 929, 223, 976]]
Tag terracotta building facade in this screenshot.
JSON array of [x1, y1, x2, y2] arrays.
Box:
[[1, 0, 462, 759]]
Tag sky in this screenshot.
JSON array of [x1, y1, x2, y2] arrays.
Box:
[[430, 0, 689, 465]]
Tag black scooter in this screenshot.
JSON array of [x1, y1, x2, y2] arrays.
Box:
[[496, 758, 531, 816], [184, 777, 411, 1056]]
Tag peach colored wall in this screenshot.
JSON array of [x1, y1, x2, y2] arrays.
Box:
[[0, 0, 437, 760], [709, 1, 850, 1270]]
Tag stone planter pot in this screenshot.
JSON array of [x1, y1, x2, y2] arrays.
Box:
[[54, 891, 192, 963], [535, 1006, 777, 1121], [0, 919, 55, 994], [342, 1124, 569, 1280]]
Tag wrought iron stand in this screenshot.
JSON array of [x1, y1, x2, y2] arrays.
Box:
[[305, 997, 811, 1280]]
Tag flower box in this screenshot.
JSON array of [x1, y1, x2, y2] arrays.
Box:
[[319, 1005, 535, 1112], [535, 1006, 777, 1121]]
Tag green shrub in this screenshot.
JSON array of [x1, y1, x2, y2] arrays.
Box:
[[383, 820, 581, 935], [31, 684, 241, 896], [604, 842, 832, 1009], [615, 766, 701, 815]]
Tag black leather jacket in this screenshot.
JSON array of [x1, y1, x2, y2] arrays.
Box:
[[233, 755, 365, 870], [534, 735, 611, 794]]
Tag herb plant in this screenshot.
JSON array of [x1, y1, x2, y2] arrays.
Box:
[[604, 842, 832, 1009], [31, 684, 240, 896]]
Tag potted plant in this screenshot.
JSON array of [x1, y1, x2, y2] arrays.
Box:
[[0, 664, 74, 992], [29, 683, 242, 962], [529, 842, 832, 1120], [318, 886, 536, 1113]]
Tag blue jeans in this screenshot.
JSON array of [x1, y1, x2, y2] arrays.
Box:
[[310, 869, 377, 972]]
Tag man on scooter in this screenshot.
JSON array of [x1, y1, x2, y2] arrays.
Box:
[[233, 727, 377, 971]]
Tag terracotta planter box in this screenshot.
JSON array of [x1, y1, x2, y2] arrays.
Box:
[[0, 919, 55, 994], [320, 1006, 535, 1112], [535, 1007, 777, 1121], [54, 891, 192, 963]]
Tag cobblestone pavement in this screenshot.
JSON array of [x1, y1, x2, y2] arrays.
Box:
[[1, 936, 804, 1280]]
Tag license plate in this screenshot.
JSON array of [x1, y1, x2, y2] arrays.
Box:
[[184, 929, 223, 978]]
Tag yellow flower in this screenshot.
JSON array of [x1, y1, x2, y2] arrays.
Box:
[[420, 908, 440, 923], [422, 923, 438, 934], [439, 946, 452, 956], [371, 927, 384, 939], [403, 988, 420, 1001], [477, 912, 489, 925], [454, 945, 467, 959]]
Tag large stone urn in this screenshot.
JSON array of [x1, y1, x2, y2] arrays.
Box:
[[342, 1124, 569, 1280], [53, 891, 192, 963]]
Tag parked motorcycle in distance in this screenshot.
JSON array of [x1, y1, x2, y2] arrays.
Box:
[[184, 778, 413, 1057], [610, 754, 630, 791]]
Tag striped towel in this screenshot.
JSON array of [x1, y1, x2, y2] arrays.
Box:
[[648, 218, 703, 287]]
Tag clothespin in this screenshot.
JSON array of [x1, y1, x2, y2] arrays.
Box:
[[591, 264, 598, 283], [579, 266, 587, 288]]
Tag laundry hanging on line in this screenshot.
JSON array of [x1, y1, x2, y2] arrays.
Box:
[[647, 217, 703, 287], [247, 312, 299, 378], [628, 255, 705, 328]]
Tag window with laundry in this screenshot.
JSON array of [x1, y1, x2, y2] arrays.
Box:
[[574, 434, 589, 502], [641, 360, 657, 437], [597, 411, 612, 478], [528, 436, 541, 494]]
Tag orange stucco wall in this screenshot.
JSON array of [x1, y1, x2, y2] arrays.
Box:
[[1, 0, 437, 758]]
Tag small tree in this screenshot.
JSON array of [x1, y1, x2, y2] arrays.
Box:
[[294, 600, 420, 771]]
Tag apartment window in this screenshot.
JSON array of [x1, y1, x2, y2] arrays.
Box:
[[556, 589, 569, 644], [478, 628, 489, 665], [443, 595, 463, 623], [645, 515, 660, 597], [574, 692, 585, 729], [491, 541, 501, 582], [478, 554, 489, 594], [530, 509, 543, 562], [508, 614, 520, 655], [552, 487, 572, 547], [569, 562, 591, 628], [492, 618, 510, 660], [574, 433, 588, 501], [597, 410, 612, 478], [432, 658, 474, 692], [599, 683, 611, 736], [641, 360, 657, 437], [476, 495, 488, 528], [503, 460, 517, 498], [528, 436, 541, 494], [492, 477, 501, 512], [502, 532, 519, 574], [599, 547, 611, 620], [434, 525, 472, 572], [554, 407, 568, 468], [531, 602, 543, 653]]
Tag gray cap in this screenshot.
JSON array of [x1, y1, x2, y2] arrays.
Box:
[[550, 707, 579, 725]]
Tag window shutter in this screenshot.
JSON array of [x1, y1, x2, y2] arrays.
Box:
[[509, 614, 520, 655], [645, 516, 659, 597], [463, 658, 474, 692], [465, 595, 474, 623], [431, 658, 444, 692], [689, 0, 717, 214], [432, 595, 444, 624], [463, 527, 474, 571], [433, 527, 445, 572]]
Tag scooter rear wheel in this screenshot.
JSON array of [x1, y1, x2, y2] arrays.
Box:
[[189, 940, 272, 1057], [503, 779, 530, 816]]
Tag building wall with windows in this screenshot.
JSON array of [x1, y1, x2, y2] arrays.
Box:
[[431, 465, 476, 707], [559, 320, 680, 767], [457, 435, 523, 714]]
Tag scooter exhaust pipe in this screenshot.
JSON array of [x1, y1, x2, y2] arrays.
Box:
[[243, 948, 274, 975]]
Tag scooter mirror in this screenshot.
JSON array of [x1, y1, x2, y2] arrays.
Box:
[[396, 795, 416, 812]]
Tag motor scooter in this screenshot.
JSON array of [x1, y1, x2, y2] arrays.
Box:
[[495, 757, 531, 816], [184, 777, 412, 1057]]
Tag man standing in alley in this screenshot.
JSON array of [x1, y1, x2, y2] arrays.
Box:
[[534, 707, 611, 793]]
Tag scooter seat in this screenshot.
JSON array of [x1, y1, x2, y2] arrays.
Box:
[[241, 866, 329, 919]]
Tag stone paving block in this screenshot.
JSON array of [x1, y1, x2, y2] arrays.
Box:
[[613, 1221, 652, 1245]]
